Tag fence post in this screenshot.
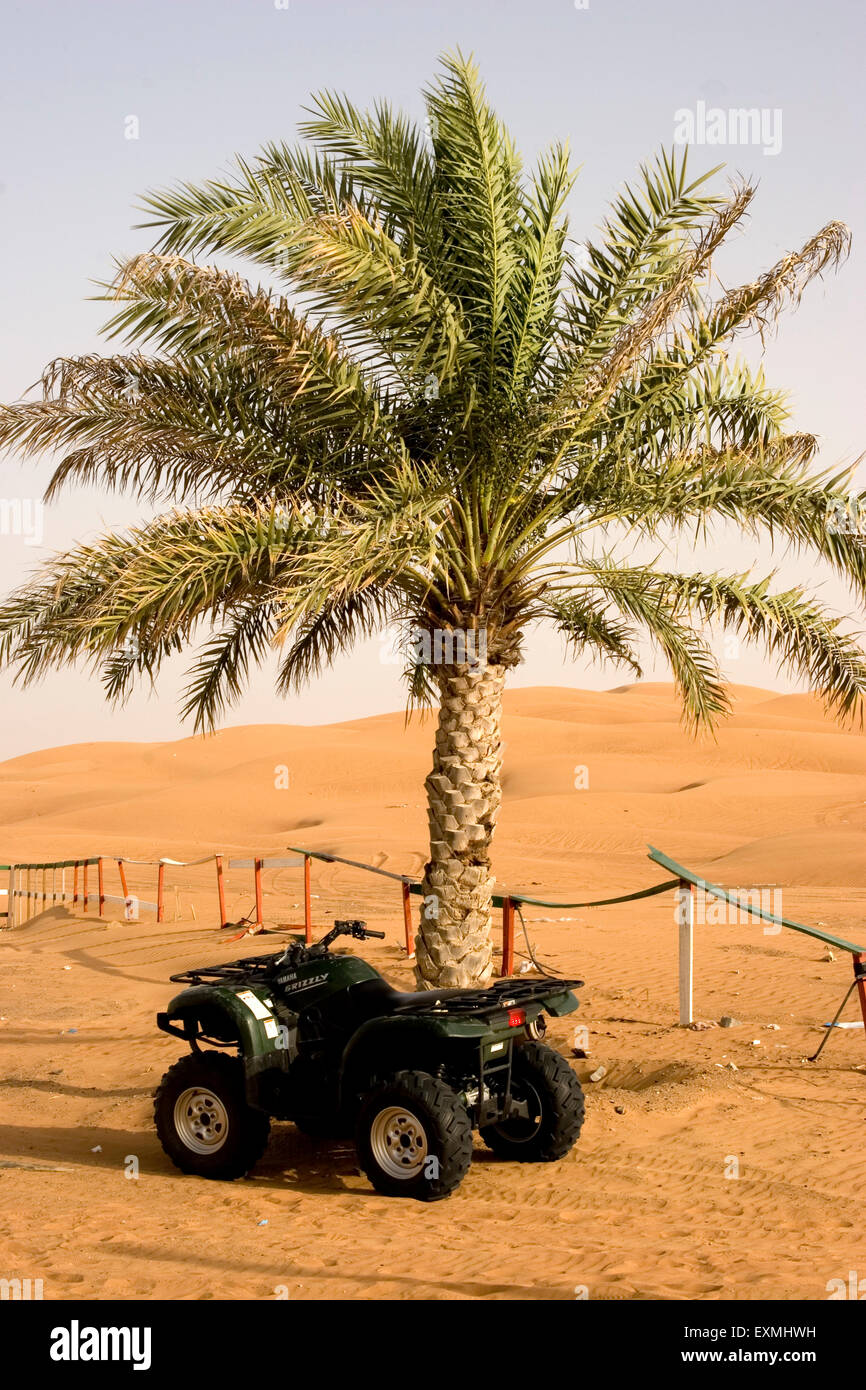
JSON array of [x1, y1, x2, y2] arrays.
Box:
[[83, 861, 89, 913], [8, 865, 15, 928], [97, 858, 105, 916], [73, 861, 79, 907], [501, 896, 515, 977], [676, 879, 694, 1025], [157, 863, 165, 923], [853, 953, 866, 1043], [41, 866, 47, 912], [254, 858, 264, 930], [215, 855, 227, 926], [117, 859, 132, 919], [401, 881, 415, 956], [303, 855, 312, 944]]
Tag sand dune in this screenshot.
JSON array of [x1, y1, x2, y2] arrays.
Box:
[[1, 682, 865, 1300]]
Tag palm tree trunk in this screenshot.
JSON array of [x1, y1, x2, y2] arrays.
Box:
[[415, 661, 506, 988]]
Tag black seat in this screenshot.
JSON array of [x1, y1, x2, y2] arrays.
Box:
[[347, 978, 468, 1021]]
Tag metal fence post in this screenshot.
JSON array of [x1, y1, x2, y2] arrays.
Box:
[[156, 863, 165, 922], [303, 855, 312, 943], [215, 855, 227, 926], [401, 881, 414, 956], [254, 858, 264, 930], [501, 896, 515, 977], [677, 878, 694, 1025]]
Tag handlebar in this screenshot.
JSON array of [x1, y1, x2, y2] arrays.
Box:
[[318, 920, 385, 948], [274, 919, 385, 968]]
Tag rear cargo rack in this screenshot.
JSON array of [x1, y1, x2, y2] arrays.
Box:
[[424, 976, 583, 1015]]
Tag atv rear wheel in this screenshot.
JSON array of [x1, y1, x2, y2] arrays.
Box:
[[154, 1052, 270, 1180], [356, 1070, 472, 1201], [480, 1040, 584, 1162]]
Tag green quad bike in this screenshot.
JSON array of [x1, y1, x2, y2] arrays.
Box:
[[154, 920, 585, 1200]]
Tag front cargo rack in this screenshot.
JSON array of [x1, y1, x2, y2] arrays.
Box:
[[169, 952, 285, 985]]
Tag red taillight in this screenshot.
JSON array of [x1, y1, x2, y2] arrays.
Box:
[[507, 1008, 526, 1028]]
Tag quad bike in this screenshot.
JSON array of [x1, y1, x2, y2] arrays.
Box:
[[154, 920, 585, 1200]]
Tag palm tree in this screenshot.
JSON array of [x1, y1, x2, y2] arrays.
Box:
[[1, 53, 864, 986]]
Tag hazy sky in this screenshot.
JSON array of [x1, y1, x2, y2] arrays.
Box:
[[1, 0, 864, 756]]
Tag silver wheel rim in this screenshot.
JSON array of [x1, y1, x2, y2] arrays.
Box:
[[174, 1086, 230, 1155], [369, 1104, 428, 1180]]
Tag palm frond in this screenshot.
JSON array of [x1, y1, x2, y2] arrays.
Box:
[[137, 151, 324, 262], [506, 141, 574, 393], [180, 604, 279, 732], [561, 561, 866, 724], [275, 588, 392, 696], [294, 94, 442, 266], [102, 253, 401, 451], [566, 560, 729, 727], [0, 351, 316, 504], [424, 50, 524, 391], [609, 358, 791, 458], [554, 182, 755, 442], [702, 220, 851, 346], [273, 204, 472, 388], [560, 146, 726, 364], [545, 596, 643, 676]]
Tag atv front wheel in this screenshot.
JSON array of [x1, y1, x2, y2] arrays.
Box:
[[480, 1040, 584, 1162], [154, 1052, 270, 1180], [356, 1070, 472, 1201]]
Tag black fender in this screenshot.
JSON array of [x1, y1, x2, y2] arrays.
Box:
[[157, 983, 298, 1110], [338, 1015, 484, 1114], [541, 988, 580, 1017], [158, 985, 243, 1044]]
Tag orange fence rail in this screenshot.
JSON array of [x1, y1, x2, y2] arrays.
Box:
[[3, 847, 434, 963], [6, 855, 164, 927]]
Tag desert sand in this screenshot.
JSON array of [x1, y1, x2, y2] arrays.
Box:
[[1, 682, 865, 1301]]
